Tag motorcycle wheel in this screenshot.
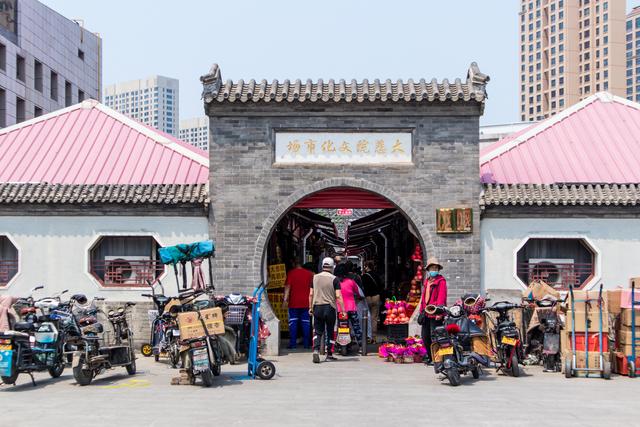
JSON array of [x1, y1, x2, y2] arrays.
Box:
[[0, 351, 19, 385], [126, 356, 137, 375], [510, 353, 520, 377], [629, 361, 636, 378], [446, 368, 461, 387], [73, 356, 93, 386], [140, 344, 153, 357], [48, 362, 65, 378], [257, 360, 276, 380], [169, 345, 180, 369], [340, 345, 348, 357], [212, 363, 221, 376], [201, 369, 215, 387], [471, 367, 480, 379]]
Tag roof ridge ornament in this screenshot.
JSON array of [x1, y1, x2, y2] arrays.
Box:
[[201, 63, 222, 103], [467, 62, 489, 96]]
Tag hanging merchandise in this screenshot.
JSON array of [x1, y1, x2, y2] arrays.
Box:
[[378, 336, 427, 363]]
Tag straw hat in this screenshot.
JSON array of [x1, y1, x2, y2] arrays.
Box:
[[424, 257, 443, 271]]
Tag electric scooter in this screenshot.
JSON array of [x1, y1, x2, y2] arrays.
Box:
[[484, 301, 525, 377]]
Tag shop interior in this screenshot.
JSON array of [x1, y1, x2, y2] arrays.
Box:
[[265, 187, 425, 347]]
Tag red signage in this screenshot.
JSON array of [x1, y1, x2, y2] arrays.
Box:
[[337, 209, 353, 216]]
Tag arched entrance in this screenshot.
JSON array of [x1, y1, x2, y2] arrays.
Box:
[[257, 179, 433, 353]]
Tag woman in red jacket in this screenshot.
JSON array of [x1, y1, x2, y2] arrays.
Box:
[[419, 257, 447, 365]]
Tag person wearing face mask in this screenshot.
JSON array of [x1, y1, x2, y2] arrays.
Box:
[[418, 257, 448, 365]]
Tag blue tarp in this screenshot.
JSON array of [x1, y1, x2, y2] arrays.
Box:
[[158, 240, 215, 265]]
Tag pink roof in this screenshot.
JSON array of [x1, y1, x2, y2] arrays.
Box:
[[0, 100, 209, 185], [480, 93, 640, 184]]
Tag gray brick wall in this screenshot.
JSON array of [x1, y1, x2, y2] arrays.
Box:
[[206, 101, 482, 303]]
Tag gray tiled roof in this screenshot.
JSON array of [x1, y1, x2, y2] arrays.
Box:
[[0, 183, 209, 205], [201, 63, 489, 104], [481, 183, 640, 208]]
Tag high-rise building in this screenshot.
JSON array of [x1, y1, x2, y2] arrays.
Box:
[[179, 116, 209, 151], [626, 6, 640, 102], [103, 75, 179, 136], [519, 0, 626, 122], [0, 0, 102, 127]]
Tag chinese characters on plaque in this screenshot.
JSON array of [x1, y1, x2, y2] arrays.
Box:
[[436, 208, 473, 234], [267, 263, 287, 289], [274, 132, 412, 165]]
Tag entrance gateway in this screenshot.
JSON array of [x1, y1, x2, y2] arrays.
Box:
[[201, 64, 489, 354]]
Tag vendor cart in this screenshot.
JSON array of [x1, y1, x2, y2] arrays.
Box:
[[564, 284, 611, 379]]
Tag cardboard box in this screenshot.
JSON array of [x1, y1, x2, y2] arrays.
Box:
[[562, 350, 610, 370], [617, 328, 640, 346], [611, 351, 640, 376], [607, 289, 623, 315], [560, 330, 570, 354], [566, 332, 609, 352], [630, 277, 640, 288], [566, 310, 609, 332], [471, 336, 492, 357], [621, 309, 640, 327], [177, 307, 225, 340], [567, 290, 608, 311], [522, 280, 560, 301]]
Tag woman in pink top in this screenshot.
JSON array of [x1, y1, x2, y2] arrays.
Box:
[[334, 264, 363, 348]]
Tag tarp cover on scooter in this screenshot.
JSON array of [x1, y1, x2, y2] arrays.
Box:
[[158, 240, 215, 265]]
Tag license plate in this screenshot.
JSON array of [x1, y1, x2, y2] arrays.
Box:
[[0, 345, 12, 351], [437, 347, 454, 357], [338, 328, 350, 334], [501, 336, 517, 346], [192, 349, 209, 371]]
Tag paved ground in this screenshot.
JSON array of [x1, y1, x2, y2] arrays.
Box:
[[2, 349, 639, 427]]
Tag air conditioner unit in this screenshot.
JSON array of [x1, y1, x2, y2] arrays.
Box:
[[528, 258, 574, 287], [104, 255, 151, 284]]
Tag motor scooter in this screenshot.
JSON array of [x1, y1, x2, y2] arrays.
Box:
[[140, 281, 181, 367], [335, 311, 354, 356], [525, 298, 562, 372], [484, 301, 526, 377], [0, 286, 69, 386], [428, 304, 491, 386], [68, 295, 137, 386]]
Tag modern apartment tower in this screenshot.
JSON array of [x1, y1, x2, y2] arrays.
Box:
[[103, 75, 179, 136], [179, 116, 209, 150], [626, 6, 640, 102], [519, 0, 626, 122], [0, 0, 102, 127]]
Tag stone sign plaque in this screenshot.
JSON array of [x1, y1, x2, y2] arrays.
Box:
[[436, 208, 473, 234], [274, 132, 412, 165]]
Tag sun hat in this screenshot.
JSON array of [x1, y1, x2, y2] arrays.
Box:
[[424, 257, 443, 271]]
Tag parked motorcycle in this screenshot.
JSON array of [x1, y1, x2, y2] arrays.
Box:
[[140, 281, 181, 367], [216, 293, 253, 360], [428, 304, 491, 386], [0, 286, 69, 386], [180, 302, 225, 387], [484, 301, 525, 377], [335, 311, 354, 356], [525, 298, 562, 372], [68, 295, 137, 386]]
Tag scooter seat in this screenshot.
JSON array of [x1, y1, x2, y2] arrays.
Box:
[[82, 323, 103, 335], [14, 321, 35, 332]]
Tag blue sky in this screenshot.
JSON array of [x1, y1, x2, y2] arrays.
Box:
[[41, 0, 640, 125]]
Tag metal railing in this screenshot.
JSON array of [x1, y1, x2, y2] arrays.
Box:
[[517, 262, 594, 290], [0, 259, 18, 285], [91, 259, 164, 287]]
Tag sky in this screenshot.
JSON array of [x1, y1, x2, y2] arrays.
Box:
[[40, 0, 640, 126]]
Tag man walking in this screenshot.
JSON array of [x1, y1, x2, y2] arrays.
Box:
[[309, 257, 343, 363], [283, 260, 314, 349]]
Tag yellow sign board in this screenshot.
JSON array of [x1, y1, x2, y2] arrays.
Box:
[[268, 264, 287, 289]]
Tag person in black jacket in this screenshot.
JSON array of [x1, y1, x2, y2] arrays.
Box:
[[362, 261, 382, 342]]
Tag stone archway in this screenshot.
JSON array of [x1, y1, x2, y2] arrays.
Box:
[[252, 177, 436, 284]]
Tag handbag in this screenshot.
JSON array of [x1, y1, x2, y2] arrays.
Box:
[[417, 311, 426, 325]]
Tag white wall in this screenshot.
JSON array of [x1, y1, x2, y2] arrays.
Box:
[[481, 217, 640, 293], [0, 215, 208, 300]]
